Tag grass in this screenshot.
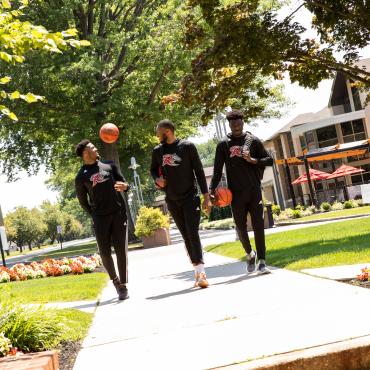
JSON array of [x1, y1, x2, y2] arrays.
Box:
[[1, 272, 109, 303], [206, 217, 370, 271], [57, 308, 93, 343], [5, 243, 54, 259], [279, 205, 370, 223]]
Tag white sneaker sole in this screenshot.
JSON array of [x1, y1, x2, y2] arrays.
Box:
[[257, 268, 271, 275]]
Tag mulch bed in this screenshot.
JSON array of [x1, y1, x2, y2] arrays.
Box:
[[344, 279, 370, 289], [58, 340, 82, 370]]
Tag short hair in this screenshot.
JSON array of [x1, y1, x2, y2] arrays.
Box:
[[75, 139, 91, 157], [225, 109, 244, 121], [156, 119, 175, 132]]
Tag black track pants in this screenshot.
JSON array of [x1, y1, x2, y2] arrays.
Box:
[[93, 211, 128, 284], [166, 195, 204, 265], [231, 188, 266, 260]]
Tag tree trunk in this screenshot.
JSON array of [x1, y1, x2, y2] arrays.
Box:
[[102, 141, 137, 242]]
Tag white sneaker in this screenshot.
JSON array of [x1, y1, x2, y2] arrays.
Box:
[[257, 263, 271, 275], [194, 272, 209, 288]]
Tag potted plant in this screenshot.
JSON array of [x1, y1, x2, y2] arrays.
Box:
[[135, 207, 171, 247]]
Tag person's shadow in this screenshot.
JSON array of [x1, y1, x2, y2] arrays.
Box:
[[146, 260, 276, 300]]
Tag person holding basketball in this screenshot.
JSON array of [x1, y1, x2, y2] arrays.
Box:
[[210, 109, 273, 275], [150, 119, 212, 288], [75, 139, 130, 300]]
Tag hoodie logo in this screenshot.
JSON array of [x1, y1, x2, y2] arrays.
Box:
[[90, 170, 110, 187], [162, 153, 182, 167], [229, 146, 243, 158]]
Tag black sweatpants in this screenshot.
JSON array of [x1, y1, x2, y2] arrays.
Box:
[[93, 210, 128, 284], [231, 187, 266, 261], [166, 195, 204, 265]]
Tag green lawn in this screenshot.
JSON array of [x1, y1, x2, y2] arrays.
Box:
[[1, 272, 108, 303], [206, 217, 370, 270], [279, 206, 370, 223], [57, 308, 93, 342]]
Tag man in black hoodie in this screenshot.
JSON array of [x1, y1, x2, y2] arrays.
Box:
[[150, 119, 211, 288], [210, 110, 273, 275], [75, 139, 130, 300]]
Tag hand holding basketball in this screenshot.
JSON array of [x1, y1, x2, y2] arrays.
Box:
[[212, 187, 232, 207], [100, 123, 119, 144]]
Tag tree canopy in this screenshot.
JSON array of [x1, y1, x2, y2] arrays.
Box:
[[178, 0, 370, 121]]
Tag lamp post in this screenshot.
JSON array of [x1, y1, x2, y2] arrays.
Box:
[[128, 157, 144, 207]]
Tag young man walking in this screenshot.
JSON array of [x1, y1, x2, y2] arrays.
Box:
[[210, 110, 273, 275], [150, 119, 212, 288], [75, 139, 130, 300]]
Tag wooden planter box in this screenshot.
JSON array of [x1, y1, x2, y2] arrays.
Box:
[[0, 351, 59, 370], [142, 228, 171, 248]]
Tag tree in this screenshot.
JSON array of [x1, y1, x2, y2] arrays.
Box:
[[62, 213, 83, 241], [180, 0, 370, 120], [40, 201, 64, 244], [0, 0, 202, 181], [0, 0, 89, 121], [196, 138, 217, 167], [4, 207, 46, 251]]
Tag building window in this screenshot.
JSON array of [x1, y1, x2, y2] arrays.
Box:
[[304, 131, 316, 150], [350, 163, 370, 185], [316, 125, 338, 148], [341, 119, 365, 143], [287, 133, 294, 157]]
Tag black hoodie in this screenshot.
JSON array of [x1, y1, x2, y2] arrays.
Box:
[[150, 139, 208, 201], [210, 132, 273, 192]]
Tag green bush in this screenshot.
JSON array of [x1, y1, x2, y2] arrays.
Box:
[[332, 201, 344, 211], [344, 200, 358, 209], [0, 302, 64, 352], [271, 204, 281, 216], [321, 202, 331, 212], [208, 204, 232, 221], [135, 206, 170, 237], [200, 218, 234, 230], [295, 204, 305, 211], [292, 210, 302, 219]]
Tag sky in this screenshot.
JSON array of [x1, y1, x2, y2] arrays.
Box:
[[1, 4, 369, 215]]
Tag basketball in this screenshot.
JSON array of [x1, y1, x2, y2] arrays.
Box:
[[99, 123, 119, 144], [214, 187, 232, 207]]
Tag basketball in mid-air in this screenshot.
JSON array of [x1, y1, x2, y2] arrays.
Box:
[[99, 123, 119, 144], [213, 187, 232, 207]]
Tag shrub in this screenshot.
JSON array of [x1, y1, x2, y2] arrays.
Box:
[[354, 199, 363, 207], [321, 202, 331, 212], [344, 200, 359, 209], [301, 208, 313, 217], [135, 206, 170, 237], [200, 218, 234, 230], [278, 208, 294, 220], [295, 203, 305, 211], [332, 201, 344, 211], [271, 204, 281, 216], [0, 302, 65, 352], [291, 209, 302, 219]]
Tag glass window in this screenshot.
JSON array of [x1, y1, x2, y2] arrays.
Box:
[[352, 119, 364, 133], [351, 174, 362, 184], [341, 121, 353, 136], [316, 125, 337, 142], [355, 133, 366, 141]]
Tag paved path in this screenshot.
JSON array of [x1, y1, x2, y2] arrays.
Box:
[[73, 242, 370, 370]]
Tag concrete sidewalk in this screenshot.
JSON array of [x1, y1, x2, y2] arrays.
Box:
[[73, 244, 370, 370]]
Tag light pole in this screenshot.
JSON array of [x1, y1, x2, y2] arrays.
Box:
[[129, 157, 144, 207]]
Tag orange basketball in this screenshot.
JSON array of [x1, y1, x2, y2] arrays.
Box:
[[214, 187, 232, 207], [99, 123, 119, 144]]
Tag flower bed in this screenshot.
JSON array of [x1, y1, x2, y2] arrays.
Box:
[[0, 254, 102, 284], [346, 266, 370, 290]]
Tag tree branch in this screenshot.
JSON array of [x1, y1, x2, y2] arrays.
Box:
[[147, 64, 169, 105]]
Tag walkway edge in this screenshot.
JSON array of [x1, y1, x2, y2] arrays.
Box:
[[276, 213, 370, 226], [210, 334, 370, 370]]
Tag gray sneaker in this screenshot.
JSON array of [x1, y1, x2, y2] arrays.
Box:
[[246, 251, 256, 274], [257, 263, 271, 275]]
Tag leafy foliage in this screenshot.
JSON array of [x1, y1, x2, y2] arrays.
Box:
[[134, 206, 170, 237]]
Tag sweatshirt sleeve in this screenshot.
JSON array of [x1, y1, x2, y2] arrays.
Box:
[[209, 141, 225, 191], [189, 143, 208, 194], [253, 138, 273, 167], [75, 177, 92, 215]]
